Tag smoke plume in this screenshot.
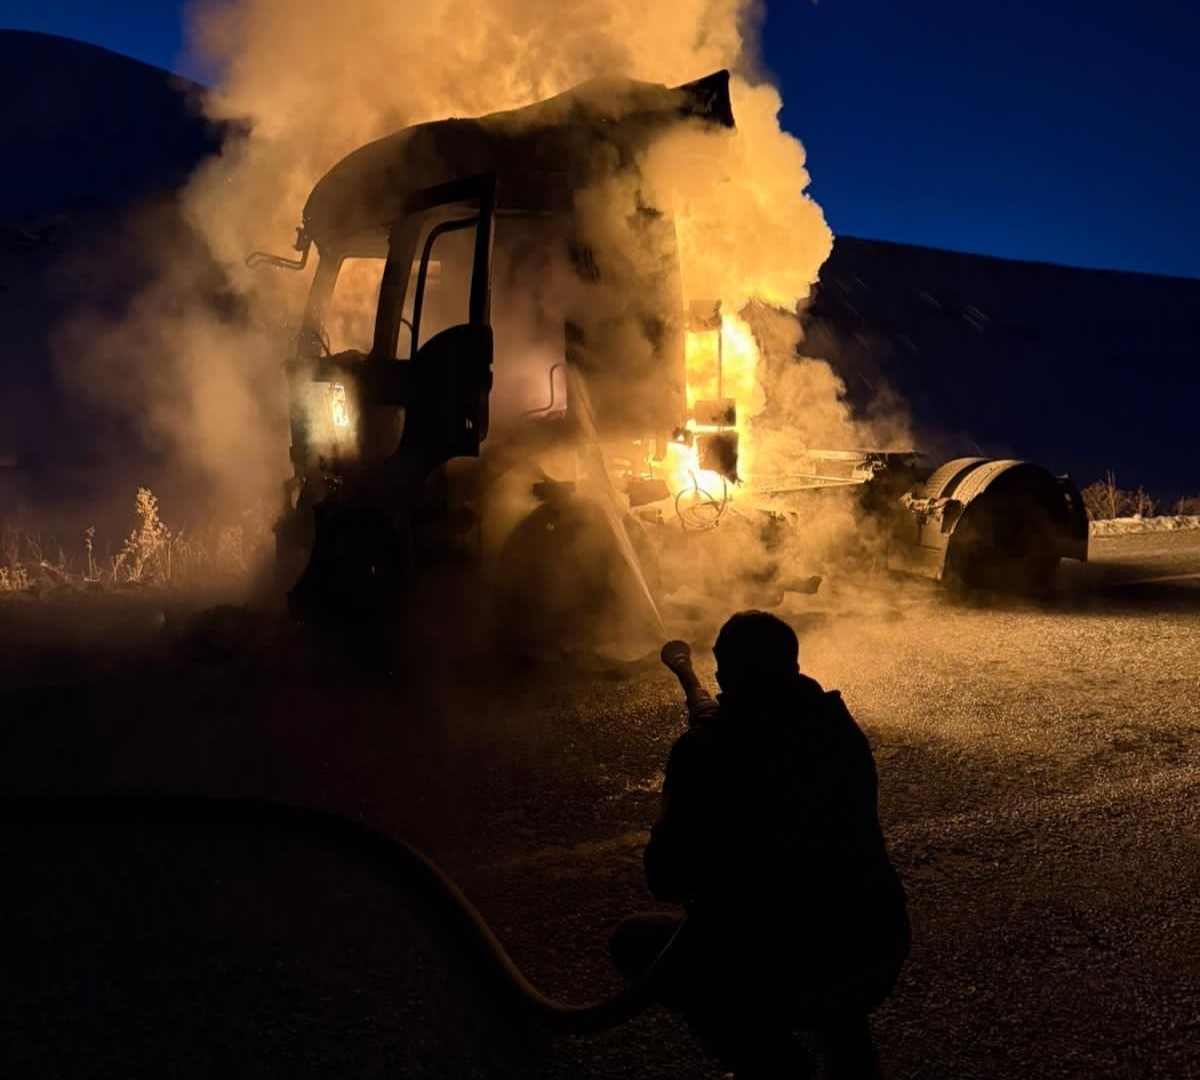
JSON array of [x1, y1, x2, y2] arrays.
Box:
[[57, 0, 913, 617], [179, 0, 849, 479]]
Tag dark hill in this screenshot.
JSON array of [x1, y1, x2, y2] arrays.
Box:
[[0, 30, 220, 220], [806, 239, 1200, 500], [0, 31, 226, 526]]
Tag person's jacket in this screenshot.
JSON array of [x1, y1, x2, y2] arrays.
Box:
[[644, 673, 909, 1003]]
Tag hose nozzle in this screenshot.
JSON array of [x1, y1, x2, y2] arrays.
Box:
[[660, 639, 693, 674], [660, 640, 718, 725]]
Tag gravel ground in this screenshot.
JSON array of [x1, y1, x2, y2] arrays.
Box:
[[1, 531, 1197, 1078]]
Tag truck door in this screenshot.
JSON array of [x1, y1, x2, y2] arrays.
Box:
[[366, 175, 497, 471]]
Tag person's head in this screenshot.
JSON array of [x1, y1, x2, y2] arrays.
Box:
[[713, 610, 799, 695]]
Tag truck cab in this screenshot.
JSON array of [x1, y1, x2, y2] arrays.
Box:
[[269, 73, 734, 620]]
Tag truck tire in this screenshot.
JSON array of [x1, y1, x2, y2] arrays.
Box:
[[946, 493, 1060, 595], [490, 496, 660, 655]]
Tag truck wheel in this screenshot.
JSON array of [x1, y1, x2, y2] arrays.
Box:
[[947, 495, 1060, 596], [287, 501, 413, 623], [490, 497, 660, 655]]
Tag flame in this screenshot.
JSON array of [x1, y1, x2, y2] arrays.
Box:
[[683, 322, 720, 411], [665, 310, 762, 508]]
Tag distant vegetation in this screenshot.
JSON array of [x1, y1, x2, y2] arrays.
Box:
[[0, 488, 270, 594], [4, 474, 1198, 595], [1080, 471, 1200, 521]]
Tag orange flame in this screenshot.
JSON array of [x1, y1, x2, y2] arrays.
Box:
[[666, 310, 762, 508]]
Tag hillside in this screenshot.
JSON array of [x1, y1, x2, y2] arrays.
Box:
[[0, 31, 226, 524], [807, 239, 1200, 499], [0, 30, 219, 221]]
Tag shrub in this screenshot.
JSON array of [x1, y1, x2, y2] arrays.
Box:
[[0, 527, 41, 592], [0, 565, 31, 592], [112, 487, 173, 583], [1080, 471, 1156, 520], [2, 487, 272, 596]]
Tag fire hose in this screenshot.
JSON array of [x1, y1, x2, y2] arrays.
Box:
[[3, 792, 690, 1036], [2, 646, 711, 1038]]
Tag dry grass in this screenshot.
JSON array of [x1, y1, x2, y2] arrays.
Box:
[[1077, 470, 1200, 521], [1080, 471, 1153, 520], [1079, 471, 1200, 526], [1, 488, 271, 595]]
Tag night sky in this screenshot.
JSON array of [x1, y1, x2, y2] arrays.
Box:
[[3, 0, 1198, 279]]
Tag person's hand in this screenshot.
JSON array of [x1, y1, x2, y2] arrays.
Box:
[[660, 640, 692, 672]]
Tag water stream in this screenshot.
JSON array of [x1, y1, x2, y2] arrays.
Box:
[[565, 367, 668, 641]]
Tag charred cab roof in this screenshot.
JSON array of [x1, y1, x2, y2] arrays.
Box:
[[303, 70, 735, 251]]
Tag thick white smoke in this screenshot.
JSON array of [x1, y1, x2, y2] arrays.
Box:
[[58, 0, 912, 611], [178, 0, 852, 488], [186, 0, 761, 264]]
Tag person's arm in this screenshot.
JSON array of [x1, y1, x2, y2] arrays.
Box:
[[644, 732, 718, 902], [644, 643, 727, 901], [825, 690, 882, 817]]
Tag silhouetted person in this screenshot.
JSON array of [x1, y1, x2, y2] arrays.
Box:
[[612, 611, 909, 1079]]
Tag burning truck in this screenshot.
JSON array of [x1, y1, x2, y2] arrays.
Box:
[[250, 70, 1088, 631]]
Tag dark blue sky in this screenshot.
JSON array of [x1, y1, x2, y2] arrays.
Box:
[[3, 1, 1198, 278]]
